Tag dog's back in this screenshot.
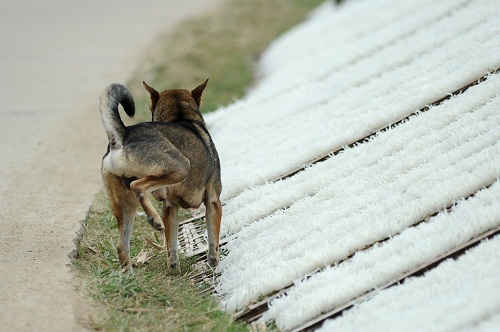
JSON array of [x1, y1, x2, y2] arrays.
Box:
[[121, 119, 221, 208]]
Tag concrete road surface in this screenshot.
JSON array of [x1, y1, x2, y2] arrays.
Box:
[[0, 1, 220, 330]]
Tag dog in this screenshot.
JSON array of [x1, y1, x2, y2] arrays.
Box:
[[99, 80, 222, 272]]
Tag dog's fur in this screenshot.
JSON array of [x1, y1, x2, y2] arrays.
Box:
[[99, 80, 222, 272]]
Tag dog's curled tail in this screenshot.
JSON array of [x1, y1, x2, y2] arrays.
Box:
[[99, 83, 135, 146]]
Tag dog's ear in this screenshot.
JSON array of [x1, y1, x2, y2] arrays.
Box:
[[143, 81, 160, 111], [191, 79, 209, 107]]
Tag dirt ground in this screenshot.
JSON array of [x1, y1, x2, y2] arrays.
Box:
[[0, 1, 220, 330]]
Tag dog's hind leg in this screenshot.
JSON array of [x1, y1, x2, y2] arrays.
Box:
[[161, 200, 180, 270], [130, 170, 187, 232], [151, 188, 168, 244], [103, 170, 138, 273], [116, 203, 136, 273], [205, 195, 222, 268]]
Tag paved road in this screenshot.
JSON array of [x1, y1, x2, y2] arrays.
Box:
[[0, 1, 219, 330]]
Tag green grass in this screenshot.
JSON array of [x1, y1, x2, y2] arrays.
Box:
[[127, 0, 324, 121], [74, 0, 323, 330]]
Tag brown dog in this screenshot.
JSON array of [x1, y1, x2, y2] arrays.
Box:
[[99, 80, 222, 272]]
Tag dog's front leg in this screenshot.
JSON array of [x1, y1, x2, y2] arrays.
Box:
[[162, 200, 180, 270], [205, 196, 222, 268]]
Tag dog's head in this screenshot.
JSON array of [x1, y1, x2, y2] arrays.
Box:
[[143, 80, 208, 123]]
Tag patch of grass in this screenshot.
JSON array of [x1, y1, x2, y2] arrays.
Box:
[[127, 0, 324, 121], [75, 0, 323, 330], [75, 191, 248, 331]]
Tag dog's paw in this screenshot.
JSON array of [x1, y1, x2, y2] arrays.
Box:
[[208, 254, 220, 268], [168, 257, 180, 273], [167, 249, 180, 272], [169, 261, 180, 272], [121, 265, 133, 274], [146, 216, 164, 231]]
